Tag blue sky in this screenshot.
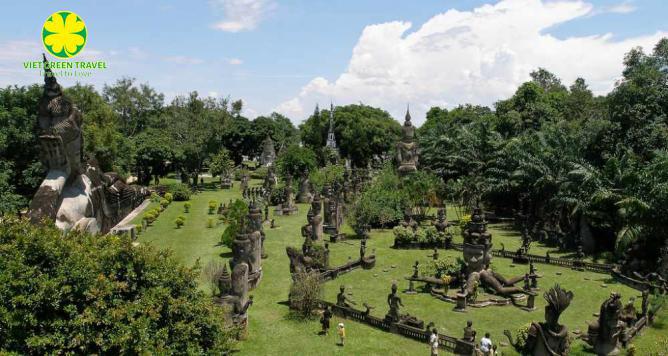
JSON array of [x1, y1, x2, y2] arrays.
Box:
[[1, 0, 666, 125]]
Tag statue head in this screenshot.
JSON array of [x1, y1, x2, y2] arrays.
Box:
[[543, 284, 574, 328], [391, 282, 398, 294]]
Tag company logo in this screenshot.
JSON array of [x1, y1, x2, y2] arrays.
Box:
[[42, 11, 87, 59]]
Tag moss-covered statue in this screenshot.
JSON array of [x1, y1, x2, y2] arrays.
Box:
[[504, 284, 574, 356]]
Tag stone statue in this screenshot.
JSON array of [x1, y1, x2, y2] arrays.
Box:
[[310, 193, 323, 240], [260, 134, 276, 167], [385, 283, 404, 322], [400, 207, 418, 231], [337, 285, 356, 308], [585, 292, 624, 355], [461, 207, 526, 297], [434, 207, 448, 234], [29, 54, 147, 234], [359, 239, 367, 260], [230, 223, 262, 289], [296, 171, 312, 203], [218, 263, 253, 325], [247, 201, 267, 259], [281, 176, 297, 215], [462, 320, 476, 342], [504, 284, 574, 356], [396, 106, 418, 176]]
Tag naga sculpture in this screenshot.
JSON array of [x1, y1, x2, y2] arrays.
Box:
[[29, 55, 147, 234], [462, 208, 526, 297], [584, 292, 624, 355], [504, 284, 574, 356]]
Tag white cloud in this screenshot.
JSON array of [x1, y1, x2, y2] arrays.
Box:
[[603, 1, 637, 14], [227, 57, 243, 65], [275, 0, 666, 125], [210, 0, 275, 32], [164, 55, 205, 65]]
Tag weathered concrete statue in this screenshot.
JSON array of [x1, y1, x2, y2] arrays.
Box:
[[247, 201, 267, 259], [396, 106, 418, 176], [505, 284, 574, 356], [29, 54, 147, 234], [230, 222, 262, 289], [218, 263, 253, 327], [385, 283, 404, 322], [585, 292, 624, 355], [296, 172, 312, 203], [462, 207, 526, 297], [260, 134, 276, 167]]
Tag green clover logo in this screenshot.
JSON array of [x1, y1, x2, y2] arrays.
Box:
[[42, 11, 87, 59]]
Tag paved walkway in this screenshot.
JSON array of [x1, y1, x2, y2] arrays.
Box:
[[110, 199, 151, 232]]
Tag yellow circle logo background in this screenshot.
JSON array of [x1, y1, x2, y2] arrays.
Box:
[[42, 11, 87, 59]]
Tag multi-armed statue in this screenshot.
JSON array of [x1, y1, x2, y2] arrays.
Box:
[[29, 55, 147, 234], [396, 106, 418, 176]]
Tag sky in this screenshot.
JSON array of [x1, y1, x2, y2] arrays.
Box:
[[1, 0, 667, 126]]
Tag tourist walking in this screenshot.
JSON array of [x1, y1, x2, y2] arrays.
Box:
[[337, 322, 346, 346], [480, 332, 493, 356], [429, 328, 439, 356]]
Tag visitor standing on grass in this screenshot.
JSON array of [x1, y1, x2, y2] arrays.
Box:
[[337, 322, 346, 346], [320, 306, 332, 335], [480, 332, 493, 355], [429, 328, 439, 355]]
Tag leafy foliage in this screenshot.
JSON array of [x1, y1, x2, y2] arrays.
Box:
[[288, 271, 323, 317], [0, 217, 235, 354], [221, 199, 249, 248]]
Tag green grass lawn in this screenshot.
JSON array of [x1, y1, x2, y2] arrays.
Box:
[[133, 179, 666, 355]]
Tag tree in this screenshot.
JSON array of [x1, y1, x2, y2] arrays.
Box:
[[209, 148, 235, 181], [0, 217, 236, 354], [300, 104, 401, 167], [102, 78, 164, 137], [275, 144, 317, 181]]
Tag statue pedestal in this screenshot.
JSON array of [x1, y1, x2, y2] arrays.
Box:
[[404, 280, 417, 295], [521, 293, 537, 312], [454, 293, 467, 312]]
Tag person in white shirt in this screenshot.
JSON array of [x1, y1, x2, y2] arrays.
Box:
[[429, 328, 439, 356], [480, 332, 493, 355]]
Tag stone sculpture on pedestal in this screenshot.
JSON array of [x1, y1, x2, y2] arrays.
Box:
[[29, 54, 147, 234], [396, 106, 418, 176], [260, 134, 276, 167]]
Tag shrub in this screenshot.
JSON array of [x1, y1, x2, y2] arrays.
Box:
[[309, 164, 345, 192], [184, 202, 191, 213], [459, 214, 472, 230], [208, 200, 218, 214], [420, 256, 462, 278], [250, 166, 268, 179], [203, 259, 227, 296], [175, 216, 185, 228], [348, 165, 408, 230], [221, 200, 249, 248], [150, 192, 160, 202], [135, 223, 142, 234], [288, 271, 323, 317], [164, 192, 174, 202], [207, 218, 214, 228], [166, 183, 191, 201], [143, 211, 156, 225], [160, 198, 170, 210], [393, 226, 414, 245], [0, 217, 236, 354]]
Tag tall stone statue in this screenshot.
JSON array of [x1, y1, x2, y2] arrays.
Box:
[[396, 105, 418, 176], [385, 283, 404, 322], [462, 207, 526, 297], [505, 284, 574, 356], [230, 221, 262, 289], [29, 54, 147, 234], [260, 134, 276, 167], [218, 263, 253, 327], [585, 292, 624, 355], [296, 171, 313, 203]]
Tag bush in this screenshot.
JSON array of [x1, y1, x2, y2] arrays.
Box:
[[348, 165, 408, 230], [166, 183, 191, 201], [393, 226, 414, 245], [164, 192, 174, 202], [288, 271, 323, 317], [250, 166, 268, 179], [207, 218, 214, 228], [184, 202, 191, 213], [0, 217, 236, 354], [150, 192, 160, 202], [143, 211, 157, 225], [135, 223, 142, 234], [221, 200, 249, 248], [160, 198, 170, 210], [175, 216, 185, 228], [208, 200, 218, 214], [203, 259, 227, 296], [420, 256, 463, 278]]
